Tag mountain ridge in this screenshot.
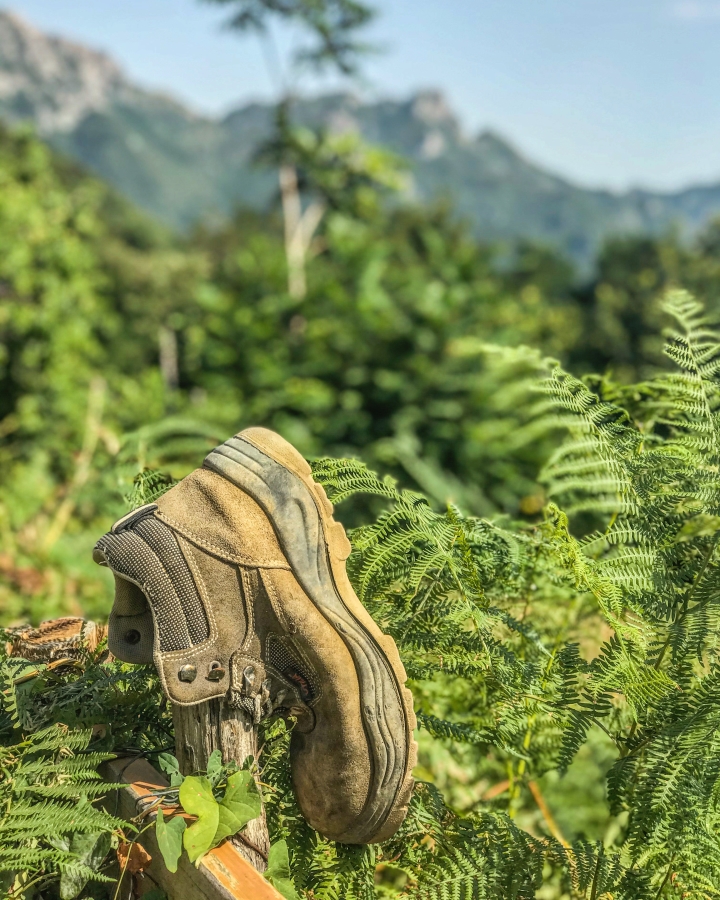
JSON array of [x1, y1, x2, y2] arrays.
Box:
[[2, 8, 719, 266]]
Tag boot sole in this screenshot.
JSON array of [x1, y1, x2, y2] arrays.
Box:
[[204, 428, 417, 844]]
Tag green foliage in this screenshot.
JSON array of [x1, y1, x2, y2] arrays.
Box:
[[264, 840, 300, 900], [0, 123, 216, 624], [180, 776, 223, 864], [214, 769, 262, 844], [0, 643, 171, 750], [534, 290, 720, 892], [257, 106, 408, 218], [56, 832, 113, 900], [570, 227, 720, 381], [0, 637, 172, 898], [152, 752, 262, 870], [125, 469, 178, 509], [192, 205, 568, 520], [256, 452, 582, 897], [155, 809, 186, 874], [0, 119, 585, 624], [248, 293, 720, 898], [0, 724, 126, 898], [204, 0, 376, 75]]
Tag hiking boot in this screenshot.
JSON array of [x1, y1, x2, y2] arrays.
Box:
[[93, 427, 417, 844]]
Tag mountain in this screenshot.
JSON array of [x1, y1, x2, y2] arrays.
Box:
[[2, 8, 720, 267]]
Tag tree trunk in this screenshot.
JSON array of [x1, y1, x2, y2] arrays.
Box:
[[279, 163, 306, 300], [159, 326, 179, 391], [173, 700, 270, 872], [279, 163, 325, 301]]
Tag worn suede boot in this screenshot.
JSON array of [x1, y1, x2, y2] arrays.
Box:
[[94, 428, 416, 844]]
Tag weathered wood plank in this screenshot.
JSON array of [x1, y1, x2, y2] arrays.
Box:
[[102, 756, 283, 900]]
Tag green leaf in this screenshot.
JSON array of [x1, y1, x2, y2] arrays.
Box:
[[155, 811, 186, 874], [157, 752, 180, 775], [59, 870, 87, 900], [213, 770, 262, 846], [157, 751, 184, 787], [179, 775, 220, 864], [206, 748, 223, 784], [59, 831, 112, 899], [264, 840, 299, 900]]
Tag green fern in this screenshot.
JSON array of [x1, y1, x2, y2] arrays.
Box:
[[534, 289, 720, 895], [0, 724, 127, 897], [124, 467, 178, 508], [293, 291, 720, 898], [7, 289, 720, 898], [0, 642, 170, 899]]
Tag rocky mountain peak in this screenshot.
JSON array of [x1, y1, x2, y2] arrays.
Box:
[[409, 90, 462, 155], [0, 9, 124, 133], [411, 90, 457, 129]]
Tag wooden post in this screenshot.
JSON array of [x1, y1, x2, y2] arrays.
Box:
[[173, 700, 271, 872]]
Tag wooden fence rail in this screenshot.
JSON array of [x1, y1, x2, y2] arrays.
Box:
[[102, 756, 283, 900]]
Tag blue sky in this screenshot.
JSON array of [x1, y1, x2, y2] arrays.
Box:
[[8, 0, 720, 191]]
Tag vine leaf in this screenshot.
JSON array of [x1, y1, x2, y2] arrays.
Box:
[[206, 748, 223, 785], [264, 840, 300, 900], [214, 770, 262, 845], [170, 769, 261, 868], [155, 811, 186, 873], [179, 776, 220, 864], [157, 752, 184, 787]]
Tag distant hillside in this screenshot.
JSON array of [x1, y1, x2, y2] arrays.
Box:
[[3, 8, 720, 266]]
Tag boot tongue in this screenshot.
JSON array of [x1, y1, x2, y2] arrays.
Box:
[[95, 516, 207, 651], [95, 509, 247, 705]]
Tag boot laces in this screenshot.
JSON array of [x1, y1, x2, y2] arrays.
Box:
[[227, 666, 305, 725]]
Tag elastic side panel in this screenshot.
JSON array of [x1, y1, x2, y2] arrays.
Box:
[[99, 530, 192, 652], [265, 633, 318, 703], [133, 517, 210, 646]]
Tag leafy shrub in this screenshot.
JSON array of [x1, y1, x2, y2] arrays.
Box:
[[0, 642, 171, 898], [6, 290, 720, 897], [0, 724, 124, 900], [263, 289, 720, 897]]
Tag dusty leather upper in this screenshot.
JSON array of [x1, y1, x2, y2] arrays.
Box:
[[99, 468, 302, 705], [96, 427, 415, 845]]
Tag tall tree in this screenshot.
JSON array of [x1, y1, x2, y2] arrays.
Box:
[[203, 0, 378, 297], [204, 0, 376, 75]]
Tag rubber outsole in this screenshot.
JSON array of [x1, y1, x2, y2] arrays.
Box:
[[206, 428, 417, 843]]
